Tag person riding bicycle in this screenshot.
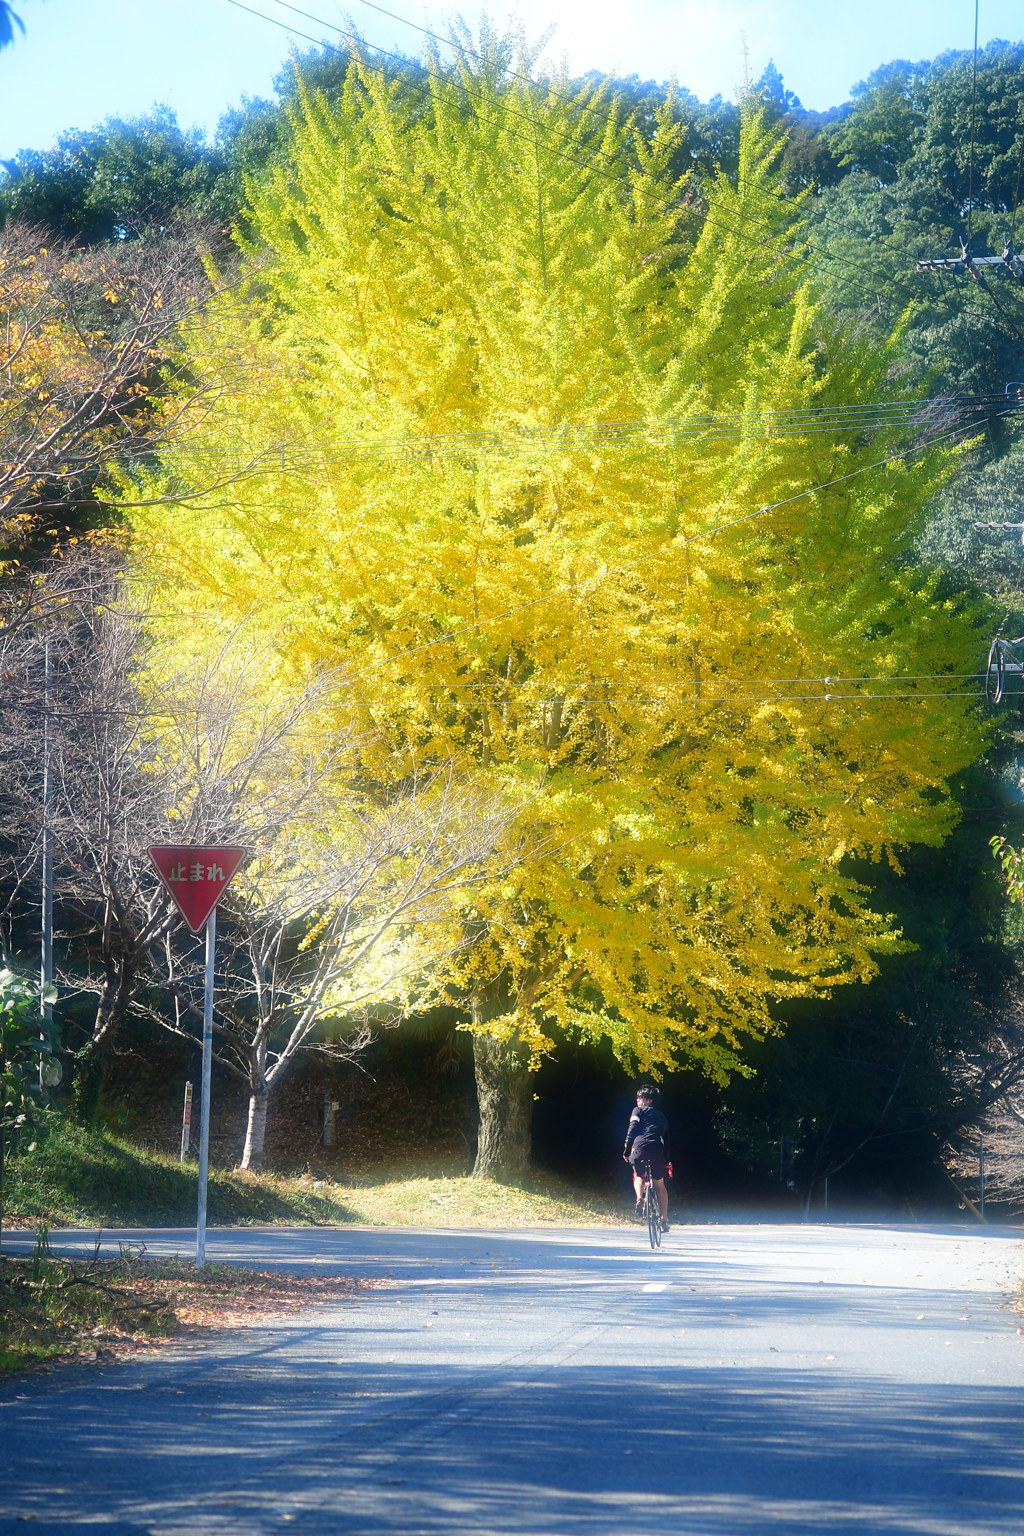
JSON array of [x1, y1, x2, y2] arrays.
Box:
[[623, 1083, 671, 1231]]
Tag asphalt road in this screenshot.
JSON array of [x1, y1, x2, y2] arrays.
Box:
[[1, 1221, 1022, 1535]]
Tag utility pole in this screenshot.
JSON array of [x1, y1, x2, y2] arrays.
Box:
[[40, 636, 53, 1018], [39, 636, 53, 1095]]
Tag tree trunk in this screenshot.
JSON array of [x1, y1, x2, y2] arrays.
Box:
[[471, 1029, 533, 1183], [240, 1086, 269, 1172], [80, 954, 136, 1076]]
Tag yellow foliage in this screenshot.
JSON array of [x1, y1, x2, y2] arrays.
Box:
[[126, 57, 988, 1077]]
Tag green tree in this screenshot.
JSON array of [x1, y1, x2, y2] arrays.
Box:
[[0, 109, 231, 243], [824, 59, 928, 185], [810, 42, 1024, 397]]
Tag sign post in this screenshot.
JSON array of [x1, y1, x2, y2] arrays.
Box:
[[179, 1080, 193, 1162], [148, 846, 247, 1267]]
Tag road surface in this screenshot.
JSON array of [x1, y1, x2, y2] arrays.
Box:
[[1, 1221, 1022, 1534]]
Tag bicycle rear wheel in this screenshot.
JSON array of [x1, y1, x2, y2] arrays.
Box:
[[645, 1186, 661, 1249]]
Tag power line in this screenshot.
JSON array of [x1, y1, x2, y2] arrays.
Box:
[[137, 394, 999, 476], [437, 673, 985, 691], [208, 0, 1005, 700], [371, 410, 1009, 671], [0, 687, 986, 719], [225, 0, 333, 53], [126, 411, 997, 672], [479, 691, 986, 704], [221, 0, 879, 300], [263, 0, 621, 157], [224, 0, 627, 189], [225, 0, 1023, 334], [425, 691, 984, 705], [259, 0, 925, 310]]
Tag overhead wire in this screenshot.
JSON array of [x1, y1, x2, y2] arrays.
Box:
[[369, 408, 1013, 671], [1, 670, 989, 720], [258, 0, 937, 310], [209, 0, 1010, 712], [259, 0, 624, 157], [437, 672, 985, 691], [0, 692, 987, 719], [221, 0, 900, 303], [223, 0, 1024, 357], [133, 394, 1004, 478], [389, 690, 987, 706], [223, 0, 630, 188]]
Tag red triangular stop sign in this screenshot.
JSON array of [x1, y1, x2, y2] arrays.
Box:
[[148, 846, 249, 935]]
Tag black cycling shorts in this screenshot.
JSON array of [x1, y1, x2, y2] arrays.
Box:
[[630, 1152, 667, 1182]]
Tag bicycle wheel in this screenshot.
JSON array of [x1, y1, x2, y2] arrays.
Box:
[[645, 1186, 661, 1249]]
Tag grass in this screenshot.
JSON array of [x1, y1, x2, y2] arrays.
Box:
[[0, 1234, 365, 1377], [4, 1118, 623, 1232], [331, 1172, 620, 1227], [4, 1119, 360, 1227]]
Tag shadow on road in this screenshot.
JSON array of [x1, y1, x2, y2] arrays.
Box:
[[3, 1354, 1021, 1534]]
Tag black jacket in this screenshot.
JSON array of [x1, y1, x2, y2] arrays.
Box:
[[624, 1104, 671, 1163]]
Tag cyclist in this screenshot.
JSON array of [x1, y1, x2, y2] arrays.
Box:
[[623, 1083, 671, 1231]]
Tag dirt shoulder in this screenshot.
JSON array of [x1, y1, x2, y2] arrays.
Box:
[[0, 1251, 370, 1376]]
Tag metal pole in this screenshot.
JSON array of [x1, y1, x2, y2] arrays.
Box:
[[40, 638, 53, 1020], [195, 909, 216, 1268]]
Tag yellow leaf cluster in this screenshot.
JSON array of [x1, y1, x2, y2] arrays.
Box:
[[127, 59, 988, 1077]]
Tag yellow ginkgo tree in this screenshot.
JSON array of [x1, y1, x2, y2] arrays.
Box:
[[126, 48, 988, 1177]]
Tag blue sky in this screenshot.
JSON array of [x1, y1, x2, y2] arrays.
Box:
[[1, 0, 1023, 160]]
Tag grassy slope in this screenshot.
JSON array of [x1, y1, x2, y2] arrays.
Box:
[[4, 1120, 620, 1229]]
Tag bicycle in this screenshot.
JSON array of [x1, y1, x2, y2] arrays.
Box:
[[638, 1160, 662, 1250]]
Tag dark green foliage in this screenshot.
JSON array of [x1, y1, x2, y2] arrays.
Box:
[[1, 971, 58, 1148], [752, 61, 846, 193], [919, 424, 1024, 616], [809, 42, 1024, 397], [825, 59, 930, 183], [0, 108, 235, 241], [714, 761, 1018, 1209], [822, 41, 1024, 218], [1, 970, 59, 1230]]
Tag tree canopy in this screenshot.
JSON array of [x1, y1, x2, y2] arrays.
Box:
[[2, 29, 1022, 1197], [121, 51, 991, 1182]]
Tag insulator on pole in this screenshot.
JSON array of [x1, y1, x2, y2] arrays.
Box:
[[916, 238, 1024, 282], [985, 636, 1024, 705]]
